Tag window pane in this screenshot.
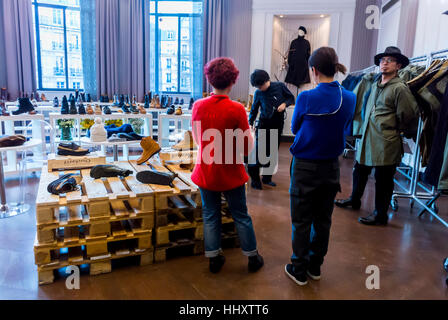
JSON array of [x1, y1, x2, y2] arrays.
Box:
[[180, 17, 192, 92], [159, 17, 178, 92], [157, 1, 202, 14], [37, 0, 80, 7], [66, 9, 83, 89], [37, 6, 66, 89], [150, 15, 156, 92]]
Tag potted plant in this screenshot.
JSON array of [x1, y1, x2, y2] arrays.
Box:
[[57, 119, 76, 141]]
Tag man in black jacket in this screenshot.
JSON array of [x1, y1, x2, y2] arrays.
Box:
[[248, 69, 295, 189]]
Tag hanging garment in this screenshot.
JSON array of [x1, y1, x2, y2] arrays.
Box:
[[341, 74, 364, 91], [356, 76, 419, 166], [423, 81, 448, 187], [285, 36, 311, 87], [398, 64, 426, 82], [351, 73, 379, 136], [438, 131, 448, 190]]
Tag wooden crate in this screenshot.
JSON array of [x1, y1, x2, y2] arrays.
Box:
[[159, 148, 197, 165], [47, 152, 106, 172]]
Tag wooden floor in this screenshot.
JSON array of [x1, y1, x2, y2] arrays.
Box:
[[0, 144, 447, 300]]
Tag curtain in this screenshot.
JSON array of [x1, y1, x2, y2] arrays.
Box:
[[96, 0, 147, 101], [0, 0, 37, 100], [81, 0, 97, 100], [203, 0, 252, 101]]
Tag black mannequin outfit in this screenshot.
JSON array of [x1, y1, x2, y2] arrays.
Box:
[[285, 27, 311, 88]]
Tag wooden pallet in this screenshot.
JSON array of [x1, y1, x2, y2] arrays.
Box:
[[164, 163, 201, 209], [154, 240, 203, 263], [159, 148, 197, 165]]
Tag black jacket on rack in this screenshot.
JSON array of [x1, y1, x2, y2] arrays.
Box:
[[285, 36, 311, 87]]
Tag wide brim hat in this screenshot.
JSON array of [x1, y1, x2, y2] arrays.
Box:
[[374, 46, 409, 69]]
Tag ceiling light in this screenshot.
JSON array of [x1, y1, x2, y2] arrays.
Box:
[[279, 15, 284, 18], [320, 14, 325, 18]]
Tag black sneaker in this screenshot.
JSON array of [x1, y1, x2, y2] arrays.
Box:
[[285, 264, 308, 286], [103, 105, 112, 115], [209, 254, 225, 273], [307, 265, 321, 280], [47, 173, 82, 195], [57, 142, 90, 156], [248, 253, 264, 272], [251, 181, 262, 190]]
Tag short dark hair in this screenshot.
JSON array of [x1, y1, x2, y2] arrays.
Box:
[[204, 57, 240, 90], [250, 69, 270, 87], [308, 47, 347, 77]]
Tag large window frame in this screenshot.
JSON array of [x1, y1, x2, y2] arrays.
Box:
[[32, 0, 82, 91], [150, 0, 202, 95]]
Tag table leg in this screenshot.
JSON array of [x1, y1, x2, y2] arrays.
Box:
[[113, 145, 118, 162]]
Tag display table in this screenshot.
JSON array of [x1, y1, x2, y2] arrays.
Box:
[[0, 139, 43, 218], [80, 137, 141, 161]]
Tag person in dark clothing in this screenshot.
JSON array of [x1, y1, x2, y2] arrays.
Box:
[[248, 69, 295, 189], [285, 47, 355, 286], [285, 26, 311, 88]]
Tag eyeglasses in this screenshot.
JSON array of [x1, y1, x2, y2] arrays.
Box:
[[380, 57, 397, 64]]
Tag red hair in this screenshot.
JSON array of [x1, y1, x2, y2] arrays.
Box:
[[204, 57, 239, 90]]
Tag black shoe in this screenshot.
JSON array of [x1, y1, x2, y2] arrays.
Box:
[[285, 264, 308, 286], [130, 104, 139, 114], [136, 170, 176, 187], [57, 142, 90, 156], [189, 98, 194, 110], [117, 133, 137, 141], [307, 265, 321, 280], [209, 254, 225, 273], [90, 165, 133, 179], [180, 98, 184, 105], [61, 96, 69, 114], [358, 211, 388, 226], [262, 181, 277, 187], [121, 103, 130, 114], [335, 197, 361, 210], [144, 95, 150, 108], [78, 101, 86, 115], [248, 253, 264, 272], [13, 98, 35, 115], [86, 94, 92, 103], [103, 105, 112, 115], [53, 97, 59, 108], [112, 95, 120, 106], [167, 105, 175, 114], [69, 99, 77, 114], [174, 97, 179, 105], [47, 173, 81, 195], [127, 132, 144, 140], [251, 181, 262, 190]]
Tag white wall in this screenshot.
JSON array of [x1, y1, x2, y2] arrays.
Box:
[[376, 0, 401, 52], [413, 0, 448, 56]]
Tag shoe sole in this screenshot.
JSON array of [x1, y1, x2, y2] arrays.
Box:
[[284, 265, 308, 286], [136, 170, 174, 186], [57, 149, 89, 156], [307, 270, 321, 281]]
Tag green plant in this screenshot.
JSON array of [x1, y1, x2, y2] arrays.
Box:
[[129, 118, 144, 134], [57, 119, 75, 129]]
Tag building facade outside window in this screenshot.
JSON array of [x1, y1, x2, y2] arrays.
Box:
[[32, 0, 84, 90]]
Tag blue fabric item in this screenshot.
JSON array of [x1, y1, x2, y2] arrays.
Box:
[[290, 81, 356, 160], [361, 73, 382, 121], [105, 124, 133, 138], [199, 185, 258, 258], [341, 74, 363, 91]]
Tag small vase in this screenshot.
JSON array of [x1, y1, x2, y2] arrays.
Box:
[[61, 127, 73, 141]]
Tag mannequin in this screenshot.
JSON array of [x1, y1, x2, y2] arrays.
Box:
[[285, 26, 311, 88]]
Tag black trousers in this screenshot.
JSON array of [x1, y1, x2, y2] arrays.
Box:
[[351, 161, 397, 219], [247, 112, 284, 184], [289, 157, 340, 274]]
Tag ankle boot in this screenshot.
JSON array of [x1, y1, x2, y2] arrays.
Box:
[[61, 96, 69, 114], [77, 98, 86, 115], [189, 97, 194, 110], [53, 97, 59, 108], [136, 137, 161, 165], [69, 99, 78, 114], [86, 93, 92, 102], [13, 98, 35, 115], [144, 95, 150, 109], [174, 97, 179, 105], [172, 130, 197, 150]]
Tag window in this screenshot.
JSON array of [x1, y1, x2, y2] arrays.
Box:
[[32, 0, 84, 90], [149, 0, 203, 94]]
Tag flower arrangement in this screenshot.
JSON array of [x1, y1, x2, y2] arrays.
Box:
[[56, 119, 75, 129], [80, 119, 95, 130], [129, 118, 144, 134], [105, 119, 123, 127]]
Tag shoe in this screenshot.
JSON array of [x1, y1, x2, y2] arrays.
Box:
[[80, 92, 86, 102], [61, 96, 69, 114], [189, 98, 194, 110], [127, 132, 144, 140], [155, 95, 161, 108], [77, 99, 86, 115], [117, 133, 138, 141], [251, 181, 262, 190], [86, 104, 94, 115], [307, 265, 321, 280], [144, 95, 150, 109], [57, 142, 90, 156], [86, 94, 92, 103], [120, 102, 130, 114], [262, 180, 277, 187], [358, 211, 388, 226], [164, 96, 172, 109], [94, 105, 102, 115], [69, 99, 77, 114], [209, 254, 225, 273], [174, 97, 179, 105], [180, 98, 184, 105], [0, 101, 9, 116], [47, 173, 82, 195], [53, 97, 59, 108], [167, 105, 175, 115], [13, 98, 36, 115], [179, 162, 194, 171], [138, 105, 147, 114], [136, 137, 161, 164], [172, 130, 197, 150], [285, 264, 308, 286], [136, 170, 177, 187], [0, 135, 26, 148], [248, 253, 264, 272], [334, 197, 361, 210], [130, 104, 139, 114], [75, 90, 79, 101], [108, 134, 126, 142], [40, 93, 48, 101], [175, 106, 183, 115], [103, 105, 112, 115], [90, 165, 133, 179], [112, 95, 120, 106]]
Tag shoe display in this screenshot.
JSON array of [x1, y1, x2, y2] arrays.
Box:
[[189, 97, 194, 110], [209, 254, 225, 273], [136, 137, 161, 164], [167, 105, 175, 115], [53, 97, 59, 108], [172, 130, 197, 150], [57, 142, 90, 156], [90, 165, 133, 179], [61, 96, 69, 114], [86, 104, 94, 115], [334, 197, 361, 210], [47, 173, 82, 195], [0, 135, 26, 148], [69, 99, 78, 114], [248, 253, 264, 272], [12, 98, 36, 115], [174, 106, 183, 115], [284, 264, 308, 286], [138, 105, 147, 114], [94, 104, 102, 115], [103, 105, 112, 115], [358, 211, 388, 226], [136, 170, 177, 187]]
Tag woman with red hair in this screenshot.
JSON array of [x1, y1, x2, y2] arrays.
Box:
[[191, 57, 264, 273]]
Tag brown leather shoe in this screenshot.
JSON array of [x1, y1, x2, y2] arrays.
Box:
[[172, 130, 197, 150], [94, 104, 102, 115], [174, 106, 183, 115], [138, 105, 147, 114], [136, 137, 161, 165], [0, 134, 27, 148], [86, 104, 94, 115]]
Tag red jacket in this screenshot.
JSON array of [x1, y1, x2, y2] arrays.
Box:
[[191, 94, 254, 191]]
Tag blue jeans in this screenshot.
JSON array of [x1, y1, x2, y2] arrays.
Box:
[[199, 185, 258, 258]]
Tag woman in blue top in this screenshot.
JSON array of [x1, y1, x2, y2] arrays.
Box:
[[285, 47, 356, 286]]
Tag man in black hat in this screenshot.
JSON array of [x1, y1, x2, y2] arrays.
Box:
[[335, 46, 419, 226]]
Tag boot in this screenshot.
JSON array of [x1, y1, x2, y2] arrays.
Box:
[[180, 98, 184, 105], [75, 90, 79, 101], [209, 254, 225, 273], [120, 100, 130, 114], [86, 93, 92, 103], [41, 93, 47, 101], [172, 130, 197, 150], [189, 97, 194, 110], [77, 97, 86, 114], [86, 104, 94, 115], [165, 96, 172, 109], [174, 97, 179, 105], [138, 105, 147, 114], [136, 137, 161, 165], [69, 93, 74, 102], [94, 104, 102, 115], [144, 95, 150, 109], [0, 101, 9, 116], [112, 95, 120, 106], [69, 99, 78, 114], [130, 95, 139, 114], [174, 106, 183, 115], [61, 96, 69, 114], [80, 92, 86, 102], [53, 97, 59, 108], [90, 165, 133, 179], [13, 98, 36, 115]]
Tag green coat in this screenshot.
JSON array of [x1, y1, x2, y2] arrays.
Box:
[[356, 76, 419, 166]]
